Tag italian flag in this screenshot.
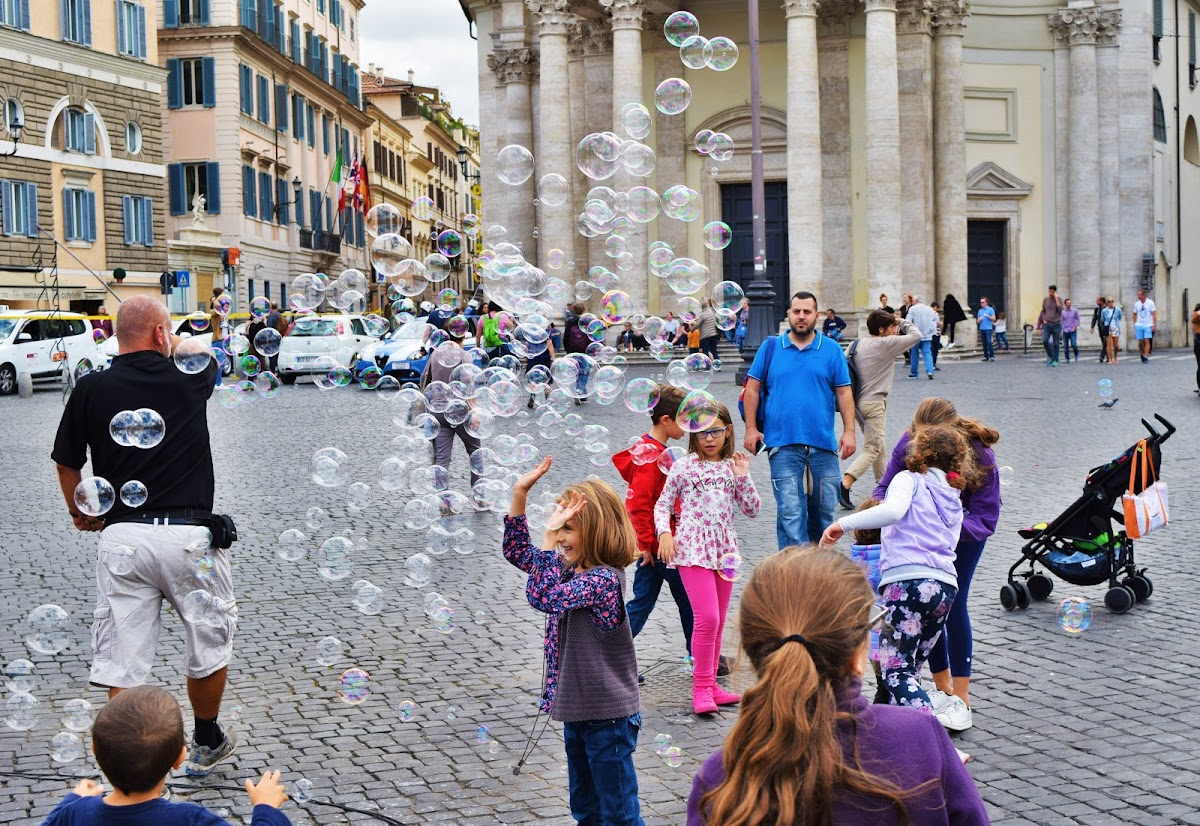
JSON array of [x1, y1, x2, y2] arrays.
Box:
[[331, 146, 346, 212]]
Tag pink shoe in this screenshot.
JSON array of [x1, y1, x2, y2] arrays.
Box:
[[712, 686, 741, 706], [693, 685, 718, 715]]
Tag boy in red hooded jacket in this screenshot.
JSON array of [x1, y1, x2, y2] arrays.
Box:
[[613, 385, 695, 674]]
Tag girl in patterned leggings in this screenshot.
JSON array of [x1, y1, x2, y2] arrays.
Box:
[[822, 425, 981, 711]]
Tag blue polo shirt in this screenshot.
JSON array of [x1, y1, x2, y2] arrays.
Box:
[[977, 305, 996, 332], [747, 332, 850, 453]]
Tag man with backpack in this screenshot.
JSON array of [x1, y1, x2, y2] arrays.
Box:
[[838, 310, 922, 509], [742, 291, 856, 549], [562, 302, 592, 405]]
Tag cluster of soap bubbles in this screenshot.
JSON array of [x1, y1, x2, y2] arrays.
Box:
[[109, 408, 166, 449], [653, 732, 686, 768]]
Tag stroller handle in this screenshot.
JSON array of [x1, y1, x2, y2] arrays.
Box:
[[1142, 414, 1176, 443]]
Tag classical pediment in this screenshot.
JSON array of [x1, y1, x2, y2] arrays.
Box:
[[966, 161, 1034, 199], [690, 106, 789, 154]]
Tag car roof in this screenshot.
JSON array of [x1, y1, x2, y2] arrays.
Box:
[[9, 310, 87, 319]]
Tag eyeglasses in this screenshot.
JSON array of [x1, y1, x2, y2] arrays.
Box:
[[697, 426, 729, 440]]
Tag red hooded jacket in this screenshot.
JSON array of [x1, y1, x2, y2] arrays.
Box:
[[612, 435, 677, 556]]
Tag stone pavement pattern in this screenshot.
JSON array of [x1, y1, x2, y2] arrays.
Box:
[[1, 349, 1199, 825]]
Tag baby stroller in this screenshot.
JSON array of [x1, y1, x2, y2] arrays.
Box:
[[1002, 414, 1175, 614]]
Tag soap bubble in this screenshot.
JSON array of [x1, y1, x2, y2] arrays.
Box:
[[475, 724, 491, 744], [703, 222, 733, 251], [576, 132, 624, 181], [654, 732, 672, 755], [366, 203, 402, 237], [337, 668, 370, 705], [305, 507, 326, 530], [181, 590, 213, 623], [239, 354, 262, 377], [599, 290, 633, 325], [711, 280, 745, 312], [4, 660, 35, 693], [92, 327, 108, 344], [683, 353, 713, 391], [119, 480, 148, 508], [657, 446, 686, 474], [289, 273, 327, 311], [399, 700, 417, 721], [664, 10, 700, 46], [662, 746, 685, 768], [27, 604, 71, 655], [187, 311, 210, 332], [1097, 378, 1114, 398], [62, 698, 95, 732], [717, 552, 743, 582], [443, 705, 458, 721], [277, 528, 307, 562], [254, 327, 282, 357], [620, 103, 652, 139], [997, 466, 1015, 486], [316, 537, 355, 581], [103, 543, 136, 575], [404, 553, 433, 587], [1057, 597, 1093, 635], [50, 731, 84, 763], [352, 580, 384, 615], [411, 196, 435, 222], [707, 132, 735, 162], [705, 36, 739, 71], [496, 144, 535, 185], [676, 389, 722, 433], [654, 78, 692, 115], [538, 173, 570, 206], [315, 636, 343, 667], [5, 693, 39, 731], [293, 778, 314, 804], [311, 447, 349, 488], [437, 230, 464, 258], [680, 35, 709, 69], [473, 610, 489, 625], [174, 337, 213, 374]]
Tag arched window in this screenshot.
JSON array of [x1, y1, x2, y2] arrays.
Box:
[[51, 106, 97, 155], [1186, 116, 1200, 165], [1153, 88, 1167, 143]]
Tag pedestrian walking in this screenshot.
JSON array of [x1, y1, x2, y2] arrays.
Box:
[[209, 287, 229, 339], [1038, 285, 1065, 365], [562, 303, 592, 405], [900, 294, 913, 364], [698, 301, 720, 361], [523, 329, 555, 408], [654, 404, 760, 715], [687, 547, 989, 826], [423, 328, 483, 487], [265, 302, 286, 372], [942, 294, 967, 347], [1102, 297, 1123, 364], [742, 291, 856, 548], [872, 398, 1000, 733], [905, 296, 939, 379], [838, 311, 922, 510], [1061, 299, 1081, 363], [823, 423, 981, 713], [929, 303, 943, 369], [734, 299, 749, 351], [1133, 289, 1157, 363], [975, 297, 996, 361], [1090, 294, 1109, 362], [51, 296, 238, 778], [479, 302, 506, 360], [503, 459, 645, 826]]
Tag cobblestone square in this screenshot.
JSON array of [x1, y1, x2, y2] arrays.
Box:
[[1, 348, 1198, 825]]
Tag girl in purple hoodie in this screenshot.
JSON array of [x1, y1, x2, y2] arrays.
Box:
[[823, 425, 981, 712]]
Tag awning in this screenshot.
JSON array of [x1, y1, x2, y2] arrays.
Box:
[[0, 286, 86, 301]]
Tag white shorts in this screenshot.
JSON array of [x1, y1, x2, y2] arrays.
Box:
[[91, 522, 237, 688]]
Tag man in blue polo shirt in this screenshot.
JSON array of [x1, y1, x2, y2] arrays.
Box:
[[742, 291, 856, 549]]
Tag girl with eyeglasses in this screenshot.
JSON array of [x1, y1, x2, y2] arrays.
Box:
[[654, 403, 760, 715], [687, 547, 989, 826]]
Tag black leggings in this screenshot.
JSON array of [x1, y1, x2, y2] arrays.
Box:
[[1193, 333, 1200, 391]]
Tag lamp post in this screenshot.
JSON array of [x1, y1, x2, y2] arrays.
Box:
[[3, 116, 23, 157], [455, 145, 481, 182], [273, 176, 303, 222], [736, 0, 776, 386]]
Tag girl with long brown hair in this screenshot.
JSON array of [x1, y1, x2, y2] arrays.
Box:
[[687, 547, 988, 825]]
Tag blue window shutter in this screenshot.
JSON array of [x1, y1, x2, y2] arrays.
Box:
[[0, 181, 13, 236], [167, 59, 182, 108], [199, 0, 209, 24], [259, 170, 271, 218], [59, 0, 68, 38], [295, 185, 303, 226], [275, 84, 288, 131], [136, 4, 146, 58], [168, 163, 185, 214], [264, 281, 270, 299], [82, 0, 92, 45], [291, 19, 300, 63], [63, 190, 75, 240], [18, 0, 30, 29], [24, 183, 38, 237], [83, 112, 96, 155], [322, 115, 330, 155], [239, 0, 251, 26], [243, 165, 256, 217], [240, 64, 251, 113], [202, 57, 216, 108], [141, 198, 152, 245], [116, 0, 126, 52], [306, 104, 314, 148], [205, 162, 221, 213], [85, 191, 97, 241], [276, 178, 287, 224], [122, 195, 134, 244], [163, 0, 177, 27]]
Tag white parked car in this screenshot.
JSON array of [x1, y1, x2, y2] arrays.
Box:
[[277, 314, 378, 384], [0, 311, 97, 395], [91, 317, 236, 376]]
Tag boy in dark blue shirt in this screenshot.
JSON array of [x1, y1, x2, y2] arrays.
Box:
[[42, 686, 291, 825]]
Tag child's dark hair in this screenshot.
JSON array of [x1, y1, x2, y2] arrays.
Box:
[[649, 383, 686, 424], [905, 424, 981, 490], [686, 402, 735, 460], [852, 498, 883, 545], [92, 685, 185, 795]]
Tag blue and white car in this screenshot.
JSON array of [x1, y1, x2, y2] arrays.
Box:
[[354, 317, 477, 384]]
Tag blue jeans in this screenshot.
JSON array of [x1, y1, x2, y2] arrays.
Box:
[[626, 555, 693, 653], [994, 331, 1010, 350], [927, 539, 986, 677], [1042, 322, 1062, 362], [826, 328, 844, 342], [908, 339, 934, 377], [563, 713, 644, 826], [767, 444, 841, 549], [1063, 330, 1078, 361], [980, 329, 995, 359]]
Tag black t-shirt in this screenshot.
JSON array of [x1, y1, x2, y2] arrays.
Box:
[[426, 308, 455, 330], [52, 350, 218, 519]]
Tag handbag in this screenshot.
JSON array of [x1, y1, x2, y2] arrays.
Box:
[[1122, 440, 1168, 539]]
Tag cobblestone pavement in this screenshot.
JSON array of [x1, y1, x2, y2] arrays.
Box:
[[1, 346, 1199, 825]]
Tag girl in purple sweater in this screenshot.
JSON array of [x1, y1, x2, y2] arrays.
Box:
[[687, 547, 989, 826], [873, 398, 1000, 732]]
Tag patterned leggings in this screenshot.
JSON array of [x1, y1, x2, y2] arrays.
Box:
[[876, 579, 957, 711]]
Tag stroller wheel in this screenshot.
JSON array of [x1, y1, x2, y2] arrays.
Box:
[[1000, 584, 1018, 611], [1104, 585, 1136, 614], [1013, 581, 1031, 609], [1027, 573, 1054, 601], [1124, 575, 1152, 603]]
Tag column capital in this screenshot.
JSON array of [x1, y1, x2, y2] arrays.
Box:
[[1097, 9, 1122, 46], [1048, 6, 1107, 47], [643, 13, 671, 35], [864, 0, 898, 12], [931, 0, 969, 35], [783, 0, 820, 19], [487, 47, 537, 83], [897, 0, 934, 35], [817, 0, 854, 35], [600, 0, 645, 31], [571, 20, 613, 56], [526, 0, 577, 36]]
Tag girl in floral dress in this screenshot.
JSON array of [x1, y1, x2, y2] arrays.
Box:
[[820, 425, 981, 712], [654, 404, 760, 715]]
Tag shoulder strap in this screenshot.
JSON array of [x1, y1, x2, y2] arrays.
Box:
[[848, 339, 860, 360], [761, 334, 777, 382]]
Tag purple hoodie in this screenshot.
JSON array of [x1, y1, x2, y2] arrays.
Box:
[[687, 678, 991, 825], [873, 431, 1000, 543]]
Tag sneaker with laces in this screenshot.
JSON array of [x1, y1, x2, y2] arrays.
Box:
[[926, 689, 953, 712], [935, 697, 973, 732], [185, 725, 237, 777]]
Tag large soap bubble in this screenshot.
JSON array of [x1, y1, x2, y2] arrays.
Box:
[[173, 337, 213, 374], [1057, 597, 1093, 635], [74, 476, 115, 517], [676, 389, 722, 433], [577, 132, 624, 181], [365, 203, 402, 238], [664, 10, 700, 46], [537, 173, 570, 206], [496, 145, 535, 185], [654, 78, 692, 116], [26, 604, 71, 655], [705, 37, 740, 71]]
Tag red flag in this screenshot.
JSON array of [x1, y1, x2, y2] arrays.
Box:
[[357, 158, 371, 212]]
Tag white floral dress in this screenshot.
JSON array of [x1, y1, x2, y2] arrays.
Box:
[[653, 453, 760, 569]]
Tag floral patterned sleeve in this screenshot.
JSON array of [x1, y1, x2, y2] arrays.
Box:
[[734, 472, 761, 518], [654, 459, 686, 537], [527, 566, 623, 631], [503, 514, 548, 574]]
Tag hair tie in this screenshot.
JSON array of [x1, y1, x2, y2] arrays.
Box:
[[775, 634, 809, 651], [947, 471, 961, 481]]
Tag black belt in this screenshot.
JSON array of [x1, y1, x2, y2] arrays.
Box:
[[106, 509, 213, 527]]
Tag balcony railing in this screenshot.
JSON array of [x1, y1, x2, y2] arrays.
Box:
[[300, 230, 341, 254]]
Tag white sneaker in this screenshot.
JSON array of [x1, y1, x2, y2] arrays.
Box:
[[926, 688, 953, 712], [935, 697, 974, 732], [955, 747, 972, 764]]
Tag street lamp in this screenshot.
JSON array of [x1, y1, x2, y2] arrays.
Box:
[[3, 115, 23, 157], [455, 145, 481, 182], [273, 176, 303, 222]]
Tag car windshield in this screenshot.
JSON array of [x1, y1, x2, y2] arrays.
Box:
[[290, 319, 339, 337], [395, 319, 427, 340], [0, 319, 17, 341]]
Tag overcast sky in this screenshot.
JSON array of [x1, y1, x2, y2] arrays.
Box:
[[359, 2, 481, 126]]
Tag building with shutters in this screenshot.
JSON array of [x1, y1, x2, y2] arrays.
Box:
[[0, 0, 167, 312], [158, 0, 371, 315]]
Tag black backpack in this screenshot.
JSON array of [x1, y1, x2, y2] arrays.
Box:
[[846, 339, 863, 404], [564, 317, 590, 353]]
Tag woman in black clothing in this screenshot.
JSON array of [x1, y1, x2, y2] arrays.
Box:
[[942, 294, 967, 346]]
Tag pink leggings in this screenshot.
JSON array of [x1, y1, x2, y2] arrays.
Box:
[[678, 566, 733, 686]]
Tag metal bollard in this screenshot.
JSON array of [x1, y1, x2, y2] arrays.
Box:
[[17, 372, 33, 397]]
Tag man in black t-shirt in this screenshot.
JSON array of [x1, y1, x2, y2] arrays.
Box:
[[51, 296, 237, 779]]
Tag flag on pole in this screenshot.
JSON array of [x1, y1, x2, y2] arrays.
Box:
[[357, 156, 371, 212], [331, 146, 345, 211], [339, 151, 360, 214]]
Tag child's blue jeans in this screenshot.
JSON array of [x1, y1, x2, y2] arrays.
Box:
[[563, 713, 644, 825]]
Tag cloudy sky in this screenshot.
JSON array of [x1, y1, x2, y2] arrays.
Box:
[[358, 2, 481, 126]]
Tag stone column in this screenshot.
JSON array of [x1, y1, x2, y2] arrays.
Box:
[[654, 44, 686, 315], [1050, 6, 1102, 301], [1097, 12, 1123, 300], [486, 47, 538, 256], [1117, 3, 1152, 324], [932, 0, 968, 306], [819, 1, 854, 312], [1051, 24, 1071, 290], [567, 23, 589, 275], [864, 0, 904, 302], [582, 22, 614, 276], [899, 0, 935, 302], [602, 0, 648, 313], [527, 1, 577, 274], [783, 0, 823, 298]]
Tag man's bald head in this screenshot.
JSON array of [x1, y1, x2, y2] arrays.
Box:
[[115, 297, 171, 356]]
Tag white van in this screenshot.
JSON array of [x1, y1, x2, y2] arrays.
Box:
[[0, 311, 97, 394]]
